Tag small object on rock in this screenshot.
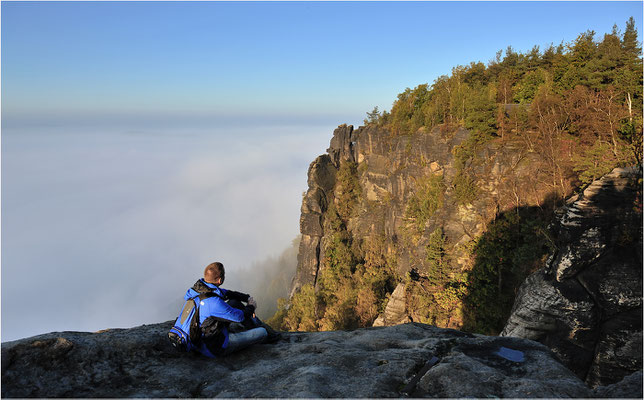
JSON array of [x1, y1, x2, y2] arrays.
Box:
[[496, 346, 524, 362]]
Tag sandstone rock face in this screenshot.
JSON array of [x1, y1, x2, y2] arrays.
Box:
[[291, 153, 337, 296], [290, 124, 641, 391], [293, 124, 565, 328], [2, 321, 625, 398], [502, 167, 643, 388], [373, 283, 411, 327], [327, 123, 356, 167]]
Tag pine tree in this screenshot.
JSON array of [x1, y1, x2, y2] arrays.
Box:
[[426, 228, 446, 285]]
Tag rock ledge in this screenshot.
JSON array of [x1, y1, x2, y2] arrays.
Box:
[[2, 321, 641, 398]]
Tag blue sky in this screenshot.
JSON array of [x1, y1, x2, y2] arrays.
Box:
[[2, 1, 642, 126]]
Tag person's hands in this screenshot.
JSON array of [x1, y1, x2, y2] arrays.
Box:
[[248, 297, 257, 309]]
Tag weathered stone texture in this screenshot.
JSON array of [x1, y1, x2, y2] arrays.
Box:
[[290, 235, 321, 296], [292, 123, 642, 391], [291, 154, 337, 296], [373, 283, 411, 327], [327, 124, 356, 167], [502, 167, 643, 387], [2, 322, 625, 398], [293, 124, 486, 298]]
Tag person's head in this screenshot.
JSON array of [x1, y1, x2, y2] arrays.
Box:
[[204, 262, 225, 286]]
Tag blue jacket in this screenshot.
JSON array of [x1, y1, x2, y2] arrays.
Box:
[[184, 279, 253, 357]]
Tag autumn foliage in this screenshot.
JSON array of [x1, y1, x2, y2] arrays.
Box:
[[367, 18, 642, 190]]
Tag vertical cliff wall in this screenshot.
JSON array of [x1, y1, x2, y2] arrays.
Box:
[[291, 123, 575, 329], [288, 123, 641, 387]]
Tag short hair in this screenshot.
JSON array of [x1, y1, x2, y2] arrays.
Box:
[[204, 262, 225, 283]]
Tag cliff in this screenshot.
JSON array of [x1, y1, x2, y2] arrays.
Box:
[[292, 123, 577, 329], [2, 321, 641, 398], [288, 123, 642, 387]]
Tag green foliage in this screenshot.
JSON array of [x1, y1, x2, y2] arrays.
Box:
[[464, 85, 498, 139], [451, 135, 480, 206], [354, 250, 397, 325], [406, 281, 435, 325], [364, 106, 382, 125], [318, 231, 397, 330], [372, 19, 641, 194], [405, 271, 469, 327], [618, 119, 644, 165], [432, 272, 469, 327], [283, 19, 643, 334], [280, 159, 397, 332], [335, 161, 362, 222], [514, 68, 547, 103], [572, 141, 619, 185], [453, 171, 478, 205], [319, 222, 359, 296], [266, 297, 289, 330], [404, 174, 445, 236], [425, 227, 446, 284], [452, 138, 477, 170], [402, 225, 470, 328], [318, 275, 359, 331], [282, 284, 318, 332], [390, 84, 432, 135], [423, 75, 451, 127], [462, 208, 555, 335]]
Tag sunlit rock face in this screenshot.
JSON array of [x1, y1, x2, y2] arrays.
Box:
[[502, 167, 643, 388], [292, 123, 642, 390], [4, 321, 638, 398], [291, 153, 337, 297], [293, 124, 562, 330], [373, 283, 411, 327]]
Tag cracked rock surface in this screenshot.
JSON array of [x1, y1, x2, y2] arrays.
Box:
[[502, 167, 643, 388], [0, 322, 618, 398]]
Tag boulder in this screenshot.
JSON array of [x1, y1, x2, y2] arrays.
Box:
[[593, 371, 644, 399], [502, 167, 643, 387], [373, 283, 411, 327]]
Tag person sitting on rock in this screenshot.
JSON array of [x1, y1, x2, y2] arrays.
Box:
[[181, 261, 280, 357]]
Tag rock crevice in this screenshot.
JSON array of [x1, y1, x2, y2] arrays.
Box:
[[502, 167, 643, 387]]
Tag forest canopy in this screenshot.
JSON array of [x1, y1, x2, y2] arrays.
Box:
[[366, 17, 642, 184]]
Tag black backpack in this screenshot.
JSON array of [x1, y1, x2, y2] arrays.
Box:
[[168, 292, 222, 352]]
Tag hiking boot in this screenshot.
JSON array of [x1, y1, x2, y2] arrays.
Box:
[[253, 317, 282, 343], [264, 330, 282, 344]]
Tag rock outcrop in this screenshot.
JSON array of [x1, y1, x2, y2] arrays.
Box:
[[373, 283, 411, 327], [290, 123, 642, 391], [502, 167, 643, 387], [294, 124, 568, 328], [4, 321, 640, 398], [291, 153, 337, 296]]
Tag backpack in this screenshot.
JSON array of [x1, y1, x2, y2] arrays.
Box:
[[168, 292, 220, 352]]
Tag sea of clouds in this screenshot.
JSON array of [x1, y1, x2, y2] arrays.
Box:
[[1, 120, 333, 341]]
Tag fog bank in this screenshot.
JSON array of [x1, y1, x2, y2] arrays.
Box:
[[242, 236, 300, 320], [1, 122, 330, 341]]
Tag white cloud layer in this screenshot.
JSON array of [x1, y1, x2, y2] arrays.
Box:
[[1, 122, 332, 341]]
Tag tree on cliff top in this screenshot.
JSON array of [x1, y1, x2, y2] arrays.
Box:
[[365, 18, 642, 174]]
